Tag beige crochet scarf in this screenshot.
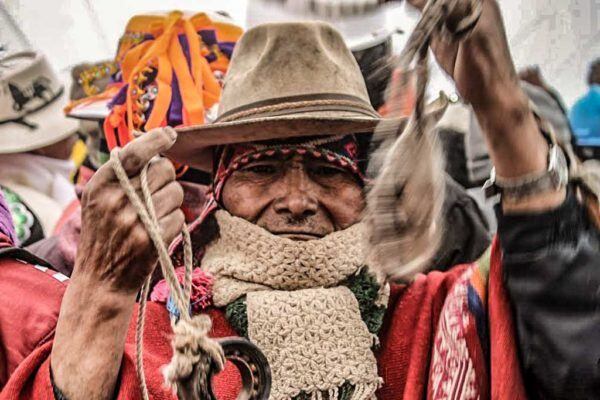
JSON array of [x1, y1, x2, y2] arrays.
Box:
[[202, 210, 388, 400]]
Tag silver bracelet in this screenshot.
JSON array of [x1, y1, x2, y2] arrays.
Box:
[[483, 130, 569, 200]]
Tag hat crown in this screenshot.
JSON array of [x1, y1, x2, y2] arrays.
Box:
[[0, 51, 77, 154], [219, 22, 373, 116], [166, 21, 386, 171], [0, 52, 62, 122]]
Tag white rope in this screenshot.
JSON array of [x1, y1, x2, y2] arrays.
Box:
[[109, 148, 223, 399]]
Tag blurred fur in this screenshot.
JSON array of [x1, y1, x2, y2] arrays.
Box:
[[366, 112, 446, 282], [365, 0, 482, 282]]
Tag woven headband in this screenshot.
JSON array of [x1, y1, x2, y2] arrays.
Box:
[[210, 135, 364, 205]]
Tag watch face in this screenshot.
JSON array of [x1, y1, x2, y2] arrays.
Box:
[[485, 144, 569, 200], [556, 147, 569, 186]]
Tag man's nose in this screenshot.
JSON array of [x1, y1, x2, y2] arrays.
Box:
[[273, 166, 318, 219]]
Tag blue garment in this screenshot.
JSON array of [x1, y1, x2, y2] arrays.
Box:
[[569, 85, 600, 146]]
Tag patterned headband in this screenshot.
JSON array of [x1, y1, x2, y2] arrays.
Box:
[[171, 134, 367, 253], [211, 134, 364, 202]]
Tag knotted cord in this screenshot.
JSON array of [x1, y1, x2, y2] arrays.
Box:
[[109, 148, 225, 400], [365, 0, 482, 281]]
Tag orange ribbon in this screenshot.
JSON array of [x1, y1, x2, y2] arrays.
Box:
[[113, 11, 226, 141]]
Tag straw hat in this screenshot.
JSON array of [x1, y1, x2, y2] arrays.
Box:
[[0, 51, 78, 154], [168, 21, 404, 170]]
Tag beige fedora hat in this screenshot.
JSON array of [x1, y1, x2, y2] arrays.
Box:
[[168, 21, 404, 169], [0, 51, 79, 154]]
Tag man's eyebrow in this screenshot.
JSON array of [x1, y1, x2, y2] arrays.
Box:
[[306, 159, 345, 168]]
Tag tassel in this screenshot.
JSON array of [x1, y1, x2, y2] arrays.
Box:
[[329, 387, 339, 399], [365, 46, 446, 282]]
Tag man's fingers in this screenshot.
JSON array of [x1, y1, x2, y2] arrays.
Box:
[[86, 159, 117, 191], [159, 209, 185, 246], [151, 181, 184, 219], [119, 127, 178, 176], [147, 158, 177, 193], [128, 158, 176, 194]]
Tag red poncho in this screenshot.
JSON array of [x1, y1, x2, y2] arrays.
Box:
[[0, 239, 525, 399]]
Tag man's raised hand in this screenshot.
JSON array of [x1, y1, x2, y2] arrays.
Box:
[[407, 0, 518, 108], [406, 0, 565, 209], [75, 126, 185, 294]]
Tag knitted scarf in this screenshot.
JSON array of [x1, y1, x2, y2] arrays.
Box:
[[202, 210, 389, 400]]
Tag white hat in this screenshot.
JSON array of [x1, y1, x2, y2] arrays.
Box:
[[246, 0, 399, 52], [0, 51, 78, 154]]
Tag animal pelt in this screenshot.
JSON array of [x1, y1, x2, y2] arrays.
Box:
[[365, 103, 447, 282], [364, 0, 483, 282]]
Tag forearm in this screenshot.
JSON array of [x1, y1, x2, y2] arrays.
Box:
[[472, 85, 566, 212], [453, 0, 543, 177], [50, 275, 135, 400], [462, 10, 566, 212]]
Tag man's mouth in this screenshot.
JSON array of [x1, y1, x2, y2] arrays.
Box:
[[272, 231, 324, 241]]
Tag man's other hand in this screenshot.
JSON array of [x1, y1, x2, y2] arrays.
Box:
[[75, 127, 185, 294], [406, 0, 565, 211], [51, 127, 185, 400], [407, 0, 519, 108]]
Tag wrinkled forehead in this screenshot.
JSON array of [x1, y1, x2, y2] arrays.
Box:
[[211, 134, 364, 198]]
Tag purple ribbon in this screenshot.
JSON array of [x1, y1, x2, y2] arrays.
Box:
[[0, 190, 16, 245]]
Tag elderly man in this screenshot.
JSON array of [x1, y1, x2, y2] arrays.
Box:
[[1, 2, 599, 400]]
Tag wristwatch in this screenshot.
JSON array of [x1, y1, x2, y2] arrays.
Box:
[[483, 128, 569, 200]]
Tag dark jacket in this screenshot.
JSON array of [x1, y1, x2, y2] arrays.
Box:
[[499, 190, 600, 399]]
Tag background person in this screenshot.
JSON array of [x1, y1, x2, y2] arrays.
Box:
[[570, 58, 600, 160], [27, 11, 243, 275], [0, 51, 79, 246]]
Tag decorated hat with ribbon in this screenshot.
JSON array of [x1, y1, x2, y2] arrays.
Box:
[[65, 11, 243, 155]]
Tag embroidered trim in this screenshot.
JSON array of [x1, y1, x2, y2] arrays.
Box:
[[1, 187, 35, 244], [430, 269, 479, 400], [213, 144, 365, 200]]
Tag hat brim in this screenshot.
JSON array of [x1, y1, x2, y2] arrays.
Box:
[[0, 89, 80, 154], [66, 98, 111, 121], [168, 111, 406, 171], [168, 95, 450, 172]]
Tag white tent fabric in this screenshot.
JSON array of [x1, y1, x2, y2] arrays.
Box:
[[1, 0, 598, 106]]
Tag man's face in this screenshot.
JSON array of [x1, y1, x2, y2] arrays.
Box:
[[221, 154, 365, 240]]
